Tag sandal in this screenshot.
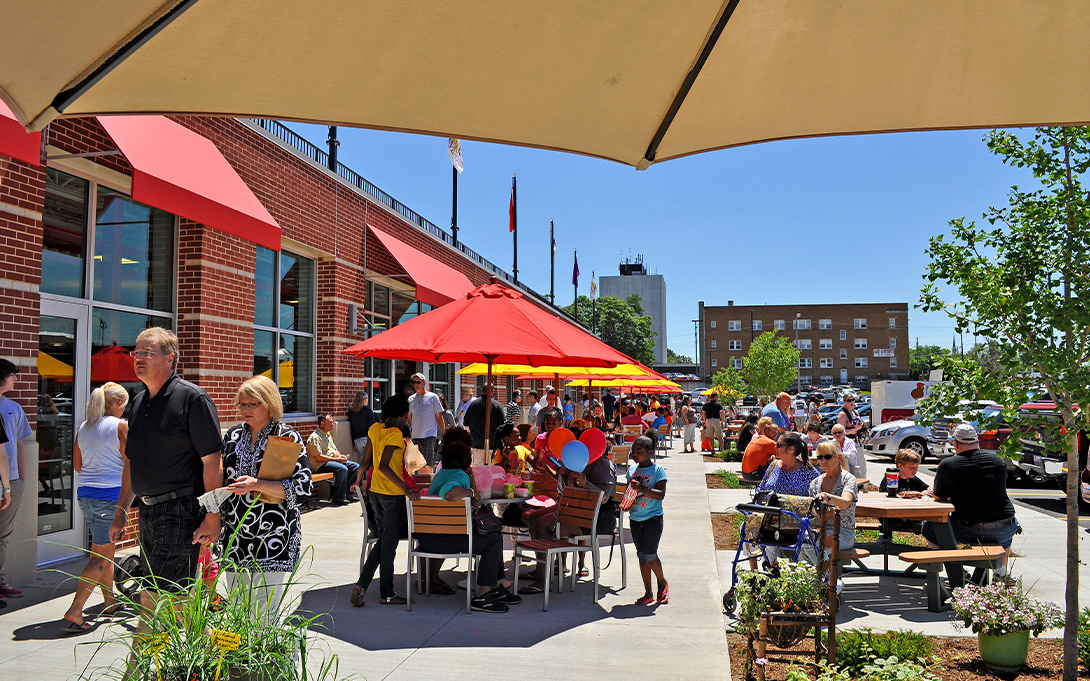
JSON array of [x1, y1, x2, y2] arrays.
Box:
[[635, 594, 655, 606], [577, 567, 590, 578], [378, 595, 407, 605], [517, 583, 544, 595], [350, 585, 366, 608], [59, 619, 92, 635], [657, 584, 669, 605]]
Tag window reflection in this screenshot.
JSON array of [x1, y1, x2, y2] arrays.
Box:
[[279, 334, 313, 414], [93, 187, 173, 312], [42, 169, 88, 297], [255, 246, 275, 327], [279, 252, 314, 333]]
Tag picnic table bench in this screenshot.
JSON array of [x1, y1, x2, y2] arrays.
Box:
[[899, 546, 1006, 612]]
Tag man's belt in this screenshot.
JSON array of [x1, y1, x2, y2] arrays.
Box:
[[956, 516, 1017, 530], [139, 486, 196, 506]]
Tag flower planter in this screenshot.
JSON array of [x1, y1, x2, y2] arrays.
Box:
[[977, 629, 1030, 672]]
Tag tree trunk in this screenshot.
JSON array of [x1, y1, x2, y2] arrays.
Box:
[[1063, 414, 1079, 681]]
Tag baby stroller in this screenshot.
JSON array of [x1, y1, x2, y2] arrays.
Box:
[[722, 490, 819, 612]]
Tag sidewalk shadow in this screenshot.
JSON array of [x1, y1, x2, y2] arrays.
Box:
[[834, 578, 957, 626], [298, 580, 611, 651]]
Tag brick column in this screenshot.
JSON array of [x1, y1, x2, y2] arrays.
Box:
[[175, 219, 256, 417]]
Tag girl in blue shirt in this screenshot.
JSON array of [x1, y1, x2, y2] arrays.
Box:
[[626, 435, 668, 606]]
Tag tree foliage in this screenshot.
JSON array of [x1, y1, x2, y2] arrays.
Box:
[[711, 365, 747, 400], [741, 332, 799, 397], [917, 126, 1090, 681], [667, 348, 693, 364], [563, 294, 656, 366], [908, 344, 946, 380]]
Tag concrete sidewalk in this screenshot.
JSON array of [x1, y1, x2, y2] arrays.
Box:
[[0, 443, 731, 680]]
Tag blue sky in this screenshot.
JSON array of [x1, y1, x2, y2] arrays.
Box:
[[285, 122, 1033, 360]]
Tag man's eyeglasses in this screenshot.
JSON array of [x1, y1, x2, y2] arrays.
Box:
[[129, 350, 162, 359], [815, 454, 836, 461]]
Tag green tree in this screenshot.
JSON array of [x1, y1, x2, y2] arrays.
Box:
[[918, 126, 1090, 680], [741, 331, 799, 397], [908, 344, 946, 380], [711, 365, 747, 400], [563, 295, 655, 366], [667, 348, 693, 364]]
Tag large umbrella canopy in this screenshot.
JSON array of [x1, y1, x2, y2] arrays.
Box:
[[259, 360, 294, 389], [567, 378, 682, 392], [457, 362, 661, 380], [344, 281, 633, 451], [343, 282, 633, 367], [37, 352, 73, 380], [4, 2, 1089, 168]]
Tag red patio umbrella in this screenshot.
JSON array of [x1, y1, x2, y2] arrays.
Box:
[[343, 280, 634, 452], [91, 343, 139, 383]]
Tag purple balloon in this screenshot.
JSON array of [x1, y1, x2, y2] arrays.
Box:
[[561, 440, 591, 473]]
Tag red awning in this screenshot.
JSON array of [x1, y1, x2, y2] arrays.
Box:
[[0, 99, 41, 166], [368, 226, 474, 307], [97, 116, 280, 250]]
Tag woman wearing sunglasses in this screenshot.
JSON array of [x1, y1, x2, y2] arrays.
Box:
[[808, 440, 858, 553]]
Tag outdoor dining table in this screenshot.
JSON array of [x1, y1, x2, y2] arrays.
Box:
[[851, 491, 970, 612]]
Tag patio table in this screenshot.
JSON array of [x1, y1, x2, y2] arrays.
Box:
[[850, 491, 970, 611]]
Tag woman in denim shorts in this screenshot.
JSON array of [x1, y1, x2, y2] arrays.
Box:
[[62, 382, 129, 632]]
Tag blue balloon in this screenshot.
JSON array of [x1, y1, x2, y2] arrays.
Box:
[[561, 440, 591, 473]]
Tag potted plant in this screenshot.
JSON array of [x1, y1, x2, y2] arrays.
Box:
[[736, 561, 826, 648], [949, 576, 1064, 672]]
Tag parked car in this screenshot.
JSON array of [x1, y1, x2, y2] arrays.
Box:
[[863, 418, 936, 462]]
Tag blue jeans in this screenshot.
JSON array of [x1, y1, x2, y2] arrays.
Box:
[[923, 515, 1019, 549], [316, 460, 360, 502]]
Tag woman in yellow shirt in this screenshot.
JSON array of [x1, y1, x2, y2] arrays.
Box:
[[352, 394, 416, 606], [492, 422, 532, 476]]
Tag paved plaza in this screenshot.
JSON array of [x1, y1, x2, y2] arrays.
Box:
[[1, 438, 1085, 679]]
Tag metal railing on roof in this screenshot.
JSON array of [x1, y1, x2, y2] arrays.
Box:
[[249, 118, 576, 322]]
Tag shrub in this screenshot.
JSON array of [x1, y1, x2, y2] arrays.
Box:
[[830, 628, 934, 676], [1079, 607, 1090, 671], [718, 447, 743, 462], [714, 469, 741, 488], [859, 656, 940, 681]]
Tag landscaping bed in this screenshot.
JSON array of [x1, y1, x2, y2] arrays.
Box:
[[725, 632, 1070, 681]]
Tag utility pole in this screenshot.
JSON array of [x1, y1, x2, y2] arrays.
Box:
[[326, 126, 339, 171], [451, 164, 459, 247], [795, 313, 802, 392]]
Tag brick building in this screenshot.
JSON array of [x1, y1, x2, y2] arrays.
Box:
[[697, 301, 910, 389], [0, 111, 565, 577]]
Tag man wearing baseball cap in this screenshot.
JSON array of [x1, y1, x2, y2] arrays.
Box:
[[407, 373, 445, 468], [924, 422, 1019, 574], [760, 392, 793, 436]]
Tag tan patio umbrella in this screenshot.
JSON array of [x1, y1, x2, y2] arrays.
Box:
[[3, 2, 1089, 168]]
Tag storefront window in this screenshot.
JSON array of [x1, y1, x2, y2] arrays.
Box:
[[92, 186, 174, 312], [253, 247, 316, 414], [42, 169, 89, 298]]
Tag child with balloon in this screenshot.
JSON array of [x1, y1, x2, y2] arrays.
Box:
[[624, 434, 669, 605]]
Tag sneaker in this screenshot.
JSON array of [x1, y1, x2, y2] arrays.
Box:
[[0, 583, 22, 598], [487, 585, 522, 605], [470, 594, 509, 614]]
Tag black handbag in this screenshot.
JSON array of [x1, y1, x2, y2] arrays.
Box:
[[472, 507, 502, 535]]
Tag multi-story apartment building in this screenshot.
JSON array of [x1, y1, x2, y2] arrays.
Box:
[[698, 301, 910, 389]]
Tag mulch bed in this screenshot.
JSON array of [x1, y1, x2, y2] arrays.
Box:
[[725, 632, 1076, 680], [712, 512, 743, 550], [707, 473, 740, 490]]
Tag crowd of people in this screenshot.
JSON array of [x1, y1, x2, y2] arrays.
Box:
[[26, 328, 678, 632]]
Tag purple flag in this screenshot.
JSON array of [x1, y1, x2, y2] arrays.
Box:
[[572, 250, 580, 286]]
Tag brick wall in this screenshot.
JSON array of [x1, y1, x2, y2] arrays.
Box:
[[0, 155, 44, 426]]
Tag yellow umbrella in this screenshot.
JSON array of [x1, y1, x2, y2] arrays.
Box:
[[7, 4, 1088, 168], [259, 360, 293, 388], [457, 363, 659, 379], [37, 351, 73, 379]]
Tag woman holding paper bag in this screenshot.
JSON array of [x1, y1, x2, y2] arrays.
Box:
[[218, 376, 312, 616]]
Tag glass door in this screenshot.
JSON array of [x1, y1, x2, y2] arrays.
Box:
[[37, 300, 89, 565]]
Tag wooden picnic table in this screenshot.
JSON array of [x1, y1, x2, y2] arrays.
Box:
[[851, 491, 973, 612]]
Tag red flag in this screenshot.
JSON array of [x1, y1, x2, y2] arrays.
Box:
[[509, 184, 516, 232]]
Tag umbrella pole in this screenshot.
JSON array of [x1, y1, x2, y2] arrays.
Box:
[[483, 355, 496, 457]]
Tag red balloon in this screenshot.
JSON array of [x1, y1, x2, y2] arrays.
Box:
[[580, 428, 608, 462], [548, 427, 576, 455]]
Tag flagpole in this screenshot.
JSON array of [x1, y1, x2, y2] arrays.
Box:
[[512, 174, 518, 285], [451, 165, 459, 247], [550, 219, 555, 305], [573, 248, 578, 323]]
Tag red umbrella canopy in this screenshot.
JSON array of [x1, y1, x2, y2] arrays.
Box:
[[91, 343, 139, 383], [343, 282, 633, 367]]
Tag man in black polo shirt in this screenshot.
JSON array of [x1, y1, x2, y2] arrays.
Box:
[[702, 393, 725, 450], [109, 328, 223, 598], [924, 423, 1019, 575]]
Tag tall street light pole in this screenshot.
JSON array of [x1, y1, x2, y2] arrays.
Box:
[[795, 312, 801, 393]]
